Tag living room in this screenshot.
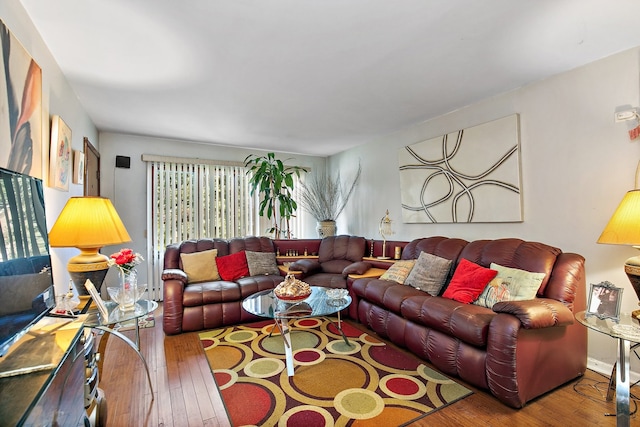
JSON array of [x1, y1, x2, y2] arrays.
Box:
[[3, 0, 640, 425]]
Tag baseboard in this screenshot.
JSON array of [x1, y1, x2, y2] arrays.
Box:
[[587, 357, 640, 384]]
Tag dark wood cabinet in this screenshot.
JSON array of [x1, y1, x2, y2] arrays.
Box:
[[0, 317, 87, 426]]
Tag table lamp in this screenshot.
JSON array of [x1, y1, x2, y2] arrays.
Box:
[[48, 197, 131, 296], [597, 189, 640, 319], [378, 209, 393, 259]]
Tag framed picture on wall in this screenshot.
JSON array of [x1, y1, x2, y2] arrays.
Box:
[[49, 115, 71, 191], [73, 150, 84, 184], [587, 281, 622, 321]]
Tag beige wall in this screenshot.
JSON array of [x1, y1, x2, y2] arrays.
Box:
[[331, 47, 640, 376], [1, 0, 98, 293]]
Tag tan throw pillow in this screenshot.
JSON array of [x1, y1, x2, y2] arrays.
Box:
[[473, 263, 545, 308], [245, 251, 279, 276], [379, 260, 416, 284], [405, 252, 452, 295], [180, 249, 219, 283]]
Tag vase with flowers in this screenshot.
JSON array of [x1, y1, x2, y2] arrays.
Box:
[[108, 248, 144, 311]]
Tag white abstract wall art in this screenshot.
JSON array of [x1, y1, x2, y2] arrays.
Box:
[[398, 114, 522, 223]]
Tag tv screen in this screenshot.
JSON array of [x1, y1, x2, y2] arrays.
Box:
[[0, 167, 55, 357]]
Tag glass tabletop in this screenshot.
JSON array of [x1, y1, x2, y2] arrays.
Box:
[[84, 299, 158, 328], [242, 286, 351, 319], [575, 310, 640, 343]]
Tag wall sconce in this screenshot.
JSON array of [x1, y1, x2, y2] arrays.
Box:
[[614, 107, 640, 140]]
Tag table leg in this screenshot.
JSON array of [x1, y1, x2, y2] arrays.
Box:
[[95, 326, 154, 399], [325, 312, 352, 347], [278, 319, 295, 376], [616, 338, 630, 427]]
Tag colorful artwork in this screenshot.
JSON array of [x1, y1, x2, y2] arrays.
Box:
[[49, 115, 71, 191], [0, 19, 43, 178], [398, 114, 522, 223], [73, 150, 84, 185]]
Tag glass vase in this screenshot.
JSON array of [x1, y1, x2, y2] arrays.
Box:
[[119, 269, 137, 312]]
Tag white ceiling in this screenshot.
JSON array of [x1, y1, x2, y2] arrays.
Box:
[[19, 0, 640, 156]]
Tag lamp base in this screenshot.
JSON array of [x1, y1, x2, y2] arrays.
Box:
[[67, 251, 110, 296], [624, 255, 640, 320], [377, 256, 391, 260]]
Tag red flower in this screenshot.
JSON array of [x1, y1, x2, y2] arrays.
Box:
[[109, 248, 143, 272]]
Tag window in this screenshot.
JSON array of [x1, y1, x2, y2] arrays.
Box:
[[143, 155, 306, 299]]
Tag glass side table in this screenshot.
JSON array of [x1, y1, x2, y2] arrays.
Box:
[[84, 299, 158, 398], [575, 310, 640, 427]]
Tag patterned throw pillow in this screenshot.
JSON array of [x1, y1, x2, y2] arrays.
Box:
[[474, 263, 546, 308], [405, 252, 452, 295], [216, 251, 250, 281], [245, 251, 280, 276], [442, 259, 498, 304], [180, 249, 219, 283], [379, 260, 416, 284]]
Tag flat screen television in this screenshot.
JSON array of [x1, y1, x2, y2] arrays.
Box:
[[0, 167, 55, 357]]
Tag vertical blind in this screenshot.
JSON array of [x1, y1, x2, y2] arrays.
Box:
[[143, 155, 306, 301]]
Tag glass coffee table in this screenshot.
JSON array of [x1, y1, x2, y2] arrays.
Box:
[[242, 286, 352, 376]]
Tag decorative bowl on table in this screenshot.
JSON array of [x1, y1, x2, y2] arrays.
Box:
[[326, 288, 348, 300], [274, 273, 311, 301]]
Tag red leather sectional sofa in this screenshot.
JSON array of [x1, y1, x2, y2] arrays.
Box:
[[161, 234, 586, 408]]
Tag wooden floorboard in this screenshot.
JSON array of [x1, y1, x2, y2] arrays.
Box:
[[98, 304, 636, 426]]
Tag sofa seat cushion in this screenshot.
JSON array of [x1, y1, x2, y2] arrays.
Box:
[[183, 281, 241, 307], [401, 295, 496, 347], [304, 273, 349, 289], [321, 259, 354, 274], [352, 278, 426, 315], [236, 275, 284, 298]]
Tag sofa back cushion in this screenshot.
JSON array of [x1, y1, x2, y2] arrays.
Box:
[[457, 238, 561, 297], [229, 236, 275, 253], [318, 235, 366, 264], [401, 236, 468, 263], [163, 238, 230, 271]]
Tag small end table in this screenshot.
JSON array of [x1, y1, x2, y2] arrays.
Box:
[[84, 299, 158, 398], [575, 310, 640, 427]]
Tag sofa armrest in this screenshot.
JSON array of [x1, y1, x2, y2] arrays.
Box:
[[289, 259, 321, 275], [342, 261, 372, 277], [492, 298, 574, 329], [162, 268, 188, 284]]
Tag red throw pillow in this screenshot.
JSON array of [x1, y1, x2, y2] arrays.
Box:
[[216, 251, 249, 281], [442, 259, 498, 304]]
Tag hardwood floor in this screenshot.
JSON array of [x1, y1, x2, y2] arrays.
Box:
[[99, 305, 636, 426]]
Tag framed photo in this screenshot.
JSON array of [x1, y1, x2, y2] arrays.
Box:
[[73, 150, 84, 184], [587, 281, 623, 320], [49, 115, 71, 191], [84, 279, 109, 320]]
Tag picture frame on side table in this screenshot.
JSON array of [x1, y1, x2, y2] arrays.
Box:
[[587, 281, 622, 321], [49, 115, 71, 191], [84, 279, 109, 320]]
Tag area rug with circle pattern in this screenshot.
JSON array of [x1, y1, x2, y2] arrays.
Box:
[[199, 318, 472, 426]]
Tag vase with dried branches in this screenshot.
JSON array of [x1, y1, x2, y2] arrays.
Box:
[[299, 163, 361, 237]]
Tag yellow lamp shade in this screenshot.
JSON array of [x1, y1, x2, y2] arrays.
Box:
[[49, 197, 131, 249], [598, 189, 640, 246]]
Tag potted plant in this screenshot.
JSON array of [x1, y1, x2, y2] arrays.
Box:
[[244, 152, 306, 239], [299, 163, 361, 237]]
